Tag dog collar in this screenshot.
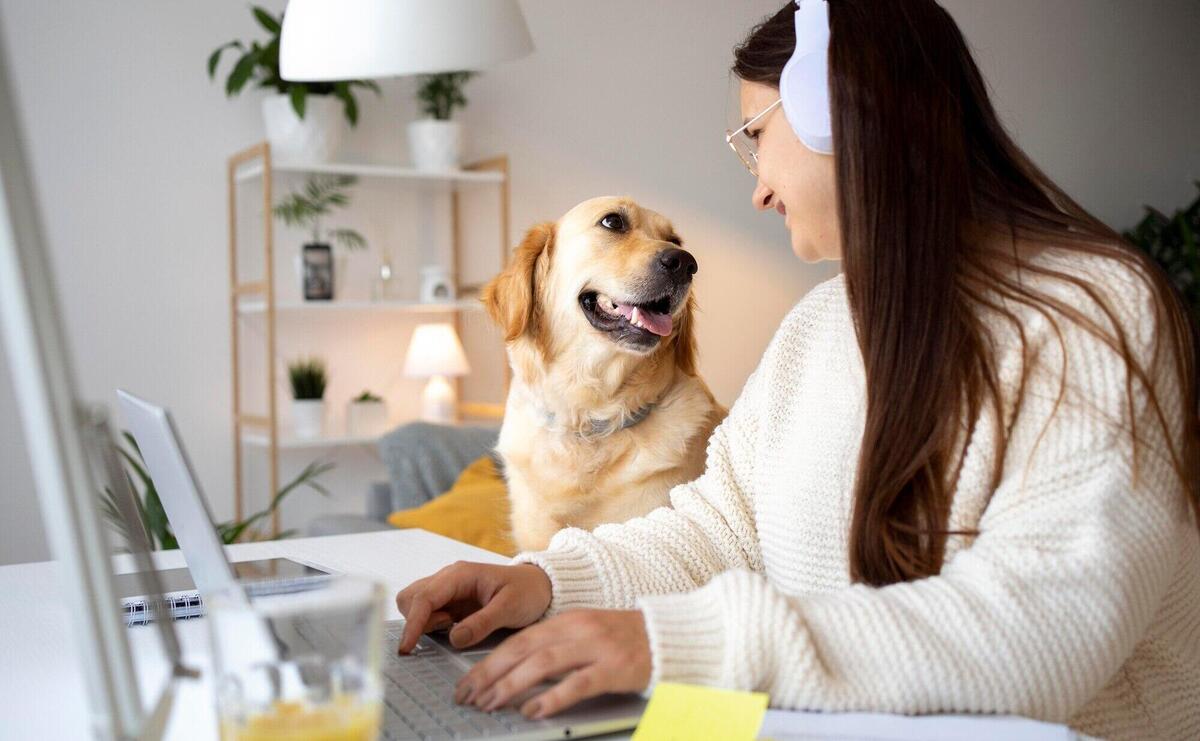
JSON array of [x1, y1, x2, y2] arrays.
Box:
[[542, 400, 662, 436]]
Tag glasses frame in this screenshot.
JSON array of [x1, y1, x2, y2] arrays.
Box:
[[725, 97, 783, 176]]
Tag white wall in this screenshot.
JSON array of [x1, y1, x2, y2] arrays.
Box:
[[2, 0, 1197, 565]]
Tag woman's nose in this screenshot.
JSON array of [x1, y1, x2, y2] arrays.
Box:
[[752, 179, 775, 211]]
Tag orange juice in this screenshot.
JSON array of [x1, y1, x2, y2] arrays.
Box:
[[220, 696, 381, 741]]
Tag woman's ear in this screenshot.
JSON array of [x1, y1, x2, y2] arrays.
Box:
[[481, 222, 556, 342]]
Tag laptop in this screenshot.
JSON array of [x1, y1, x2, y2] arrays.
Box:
[[116, 390, 646, 740], [115, 389, 334, 625]]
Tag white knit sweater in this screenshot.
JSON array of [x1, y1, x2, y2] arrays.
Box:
[[514, 255, 1200, 740]]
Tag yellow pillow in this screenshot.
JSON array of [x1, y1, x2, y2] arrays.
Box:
[[387, 455, 516, 556]]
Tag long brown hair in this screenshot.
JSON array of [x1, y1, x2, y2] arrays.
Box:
[[734, 0, 1200, 586]]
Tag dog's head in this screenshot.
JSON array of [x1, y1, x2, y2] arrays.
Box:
[[482, 196, 698, 374]]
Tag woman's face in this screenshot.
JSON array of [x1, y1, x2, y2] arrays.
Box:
[[739, 80, 841, 262]]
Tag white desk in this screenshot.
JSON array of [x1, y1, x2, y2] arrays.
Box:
[[0, 530, 1080, 741], [0, 529, 508, 740]]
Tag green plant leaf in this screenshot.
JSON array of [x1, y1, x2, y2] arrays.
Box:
[[330, 228, 367, 251], [231, 459, 334, 542], [252, 6, 281, 34], [226, 51, 259, 97], [207, 41, 242, 79], [290, 84, 307, 120]]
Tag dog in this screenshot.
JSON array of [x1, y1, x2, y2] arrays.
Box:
[[481, 196, 726, 552]]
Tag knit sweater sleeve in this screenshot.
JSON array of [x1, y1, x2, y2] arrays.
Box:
[[634, 282, 1195, 721]]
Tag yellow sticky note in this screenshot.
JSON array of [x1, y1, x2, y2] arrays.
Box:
[[632, 682, 769, 741]]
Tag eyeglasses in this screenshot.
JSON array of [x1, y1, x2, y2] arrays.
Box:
[[725, 97, 782, 176]]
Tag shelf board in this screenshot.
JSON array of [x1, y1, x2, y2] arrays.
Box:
[[236, 298, 483, 315], [235, 160, 505, 185], [240, 431, 379, 450]]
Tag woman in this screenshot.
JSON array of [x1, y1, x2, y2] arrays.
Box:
[[395, 1, 1200, 737]]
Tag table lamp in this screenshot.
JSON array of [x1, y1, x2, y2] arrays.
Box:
[[403, 323, 471, 423]]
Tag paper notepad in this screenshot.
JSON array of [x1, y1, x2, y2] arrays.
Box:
[[633, 682, 769, 741]]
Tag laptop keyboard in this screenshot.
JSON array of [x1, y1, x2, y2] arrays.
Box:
[[291, 619, 549, 740]]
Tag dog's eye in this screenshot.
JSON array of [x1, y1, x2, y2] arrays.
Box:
[[598, 212, 626, 232]]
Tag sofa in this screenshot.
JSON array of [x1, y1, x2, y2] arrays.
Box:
[[305, 421, 500, 537]]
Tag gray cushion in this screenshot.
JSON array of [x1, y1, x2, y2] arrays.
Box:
[[377, 421, 499, 512]]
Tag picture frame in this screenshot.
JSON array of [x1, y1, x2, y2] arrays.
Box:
[[302, 243, 334, 301]]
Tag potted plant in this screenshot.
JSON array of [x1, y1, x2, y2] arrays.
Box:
[[274, 174, 367, 300], [207, 6, 381, 162], [410, 71, 476, 171], [1123, 181, 1200, 328], [346, 390, 389, 437], [100, 432, 333, 547], [288, 357, 328, 439]]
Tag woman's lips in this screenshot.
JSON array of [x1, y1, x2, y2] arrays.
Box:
[[776, 202, 786, 216]]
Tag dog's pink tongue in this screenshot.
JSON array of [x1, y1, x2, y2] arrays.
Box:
[[615, 303, 672, 337]]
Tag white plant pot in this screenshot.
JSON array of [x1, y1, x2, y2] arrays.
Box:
[[261, 94, 346, 163], [407, 118, 461, 171], [346, 400, 388, 437], [291, 399, 325, 439]]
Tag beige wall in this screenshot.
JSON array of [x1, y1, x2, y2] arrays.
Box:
[[1, 0, 1197, 564]]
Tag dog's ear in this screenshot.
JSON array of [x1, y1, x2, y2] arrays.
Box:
[[673, 293, 698, 375], [481, 222, 555, 342]]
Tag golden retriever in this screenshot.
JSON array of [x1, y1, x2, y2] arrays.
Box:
[[482, 196, 726, 552]]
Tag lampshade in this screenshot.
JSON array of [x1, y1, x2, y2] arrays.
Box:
[[403, 323, 470, 378], [280, 0, 534, 81]]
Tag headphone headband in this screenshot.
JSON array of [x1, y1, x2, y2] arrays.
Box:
[[779, 0, 833, 154]]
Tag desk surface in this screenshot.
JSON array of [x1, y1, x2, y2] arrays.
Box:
[[0, 529, 508, 740]]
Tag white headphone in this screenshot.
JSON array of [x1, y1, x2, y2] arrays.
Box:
[[779, 0, 833, 154]]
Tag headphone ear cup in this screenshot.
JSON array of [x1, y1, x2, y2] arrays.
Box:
[[780, 0, 834, 154]]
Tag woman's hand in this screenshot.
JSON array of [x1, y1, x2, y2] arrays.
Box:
[[395, 562, 552, 653], [454, 609, 652, 719]]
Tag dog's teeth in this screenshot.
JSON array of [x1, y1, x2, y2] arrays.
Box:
[[631, 307, 643, 327]]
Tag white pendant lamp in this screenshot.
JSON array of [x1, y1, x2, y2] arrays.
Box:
[[279, 0, 534, 80]]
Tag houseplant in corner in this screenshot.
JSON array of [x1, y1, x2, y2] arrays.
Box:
[[289, 357, 328, 439], [274, 174, 367, 300], [207, 6, 381, 161], [1122, 181, 1200, 328], [410, 71, 476, 171]]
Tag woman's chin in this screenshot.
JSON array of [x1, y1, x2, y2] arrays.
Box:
[[790, 240, 825, 263]]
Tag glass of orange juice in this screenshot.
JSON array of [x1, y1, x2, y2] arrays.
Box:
[[206, 575, 385, 741]]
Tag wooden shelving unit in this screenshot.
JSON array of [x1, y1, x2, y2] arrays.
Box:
[[226, 142, 509, 535]]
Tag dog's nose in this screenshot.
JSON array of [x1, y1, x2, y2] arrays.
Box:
[[656, 248, 698, 280]]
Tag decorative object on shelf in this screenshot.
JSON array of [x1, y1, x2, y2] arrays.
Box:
[[207, 5, 381, 161], [279, 0, 533, 169], [288, 357, 328, 439], [410, 72, 475, 171], [274, 174, 367, 300], [347, 390, 389, 437], [1122, 180, 1200, 327], [100, 430, 333, 547], [403, 323, 471, 423], [301, 243, 333, 301], [371, 244, 398, 302], [419, 264, 456, 303]]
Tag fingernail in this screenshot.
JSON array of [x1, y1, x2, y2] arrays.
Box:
[[523, 701, 541, 719], [451, 626, 472, 646]]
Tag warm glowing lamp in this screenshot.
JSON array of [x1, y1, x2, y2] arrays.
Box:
[[403, 323, 470, 423]]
